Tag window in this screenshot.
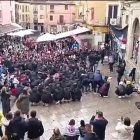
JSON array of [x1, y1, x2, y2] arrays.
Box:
[[0, 10, 2, 19], [50, 15, 53, 21], [40, 5, 44, 10], [20, 14, 21, 20], [33, 5, 38, 11], [50, 5, 54, 10], [34, 15, 38, 19], [40, 15, 44, 19], [25, 6, 28, 12], [59, 15, 64, 23], [22, 14, 24, 21], [65, 5, 68, 10], [125, 15, 129, 24], [22, 6, 24, 12]]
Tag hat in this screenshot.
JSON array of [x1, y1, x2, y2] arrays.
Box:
[[126, 81, 131, 85]]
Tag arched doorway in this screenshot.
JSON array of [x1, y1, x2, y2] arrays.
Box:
[[131, 18, 140, 64]]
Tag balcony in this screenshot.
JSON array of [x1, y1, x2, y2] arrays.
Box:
[[106, 17, 122, 27]]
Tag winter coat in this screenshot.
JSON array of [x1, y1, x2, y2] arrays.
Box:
[[41, 92, 53, 104], [29, 88, 41, 103], [9, 116, 27, 139], [115, 85, 126, 96], [91, 118, 108, 140], [133, 120, 140, 140], [49, 134, 66, 140], [63, 87, 71, 100], [99, 82, 110, 96], [27, 118, 44, 139], [115, 122, 133, 140], [16, 94, 29, 114], [93, 71, 102, 82], [125, 85, 133, 95]]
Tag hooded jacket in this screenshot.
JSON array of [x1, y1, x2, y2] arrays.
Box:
[[115, 122, 134, 140]]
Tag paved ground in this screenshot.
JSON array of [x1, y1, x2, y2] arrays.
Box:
[[11, 63, 140, 140]]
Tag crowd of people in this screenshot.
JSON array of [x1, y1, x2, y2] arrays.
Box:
[[0, 34, 139, 140]]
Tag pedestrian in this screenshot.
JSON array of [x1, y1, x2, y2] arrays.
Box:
[[79, 120, 86, 140], [108, 54, 114, 72], [129, 68, 136, 82], [3, 112, 13, 140], [93, 70, 103, 93], [133, 120, 140, 140], [27, 110, 44, 140], [90, 111, 108, 140], [9, 110, 27, 140], [83, 124, 98, 140], [125, 81, 133, 97], [1, 88, 11, 116], [16, 89, 30, 118], [64, 119, 80, 140], [115, 117, 133, 140], [117, 65, 125, 85], [49, 127, 65, 140], [98, 77, 111, 97], [115, 81, 126, 99]]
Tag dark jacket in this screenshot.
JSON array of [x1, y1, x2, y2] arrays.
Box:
[[99, 82, 110, 96], [91, 119, 108, 140], [83, 132, 98, 140], [133, 120, 140, 140], [115, 84, 126, 96], [125, 85, 133, 95], [27, 118, 44, 139], [93, 71, 102, 82], [9, 117, 27, 139]]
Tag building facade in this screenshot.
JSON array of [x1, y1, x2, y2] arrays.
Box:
[[15, 0, 76, 33], [0, 1, 11, 25], [123, 1, 140, 82]]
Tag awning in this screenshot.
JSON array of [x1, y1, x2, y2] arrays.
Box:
[[0, 23, 23, 35], [7, 29, 34, 37], [36, 33, 56, 42], [55, 27, 90, 40]]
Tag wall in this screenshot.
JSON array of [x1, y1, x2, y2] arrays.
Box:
[[0, 1, 11, 25]]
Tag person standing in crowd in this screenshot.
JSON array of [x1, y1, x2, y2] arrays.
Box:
[[49, 127, 65, 140], [93, 70, 103, 93], [64, 119, 80, 140], [9, 110, 27, 140], [99, 77, 111, 97], [27, 110, 44, 140], [3, 112, 13, 140], [115, 117, 133, 140], [90, 111, 108, 140], [79, 120, 86, 140], [133, 119, 140, 140], [117, 65, 125, 85], [1, 86, 11, 116], [125, 81, 133, 97], [83, 124, 98, 140], [16, 89, 30, 118], [108, 53, 115, 72], [115, 81, 126, 99], [129, 68, 136, 82], [100, 48, 105, 64]]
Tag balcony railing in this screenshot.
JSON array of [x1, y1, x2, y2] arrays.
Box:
[[50, 9, 54, 13]]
